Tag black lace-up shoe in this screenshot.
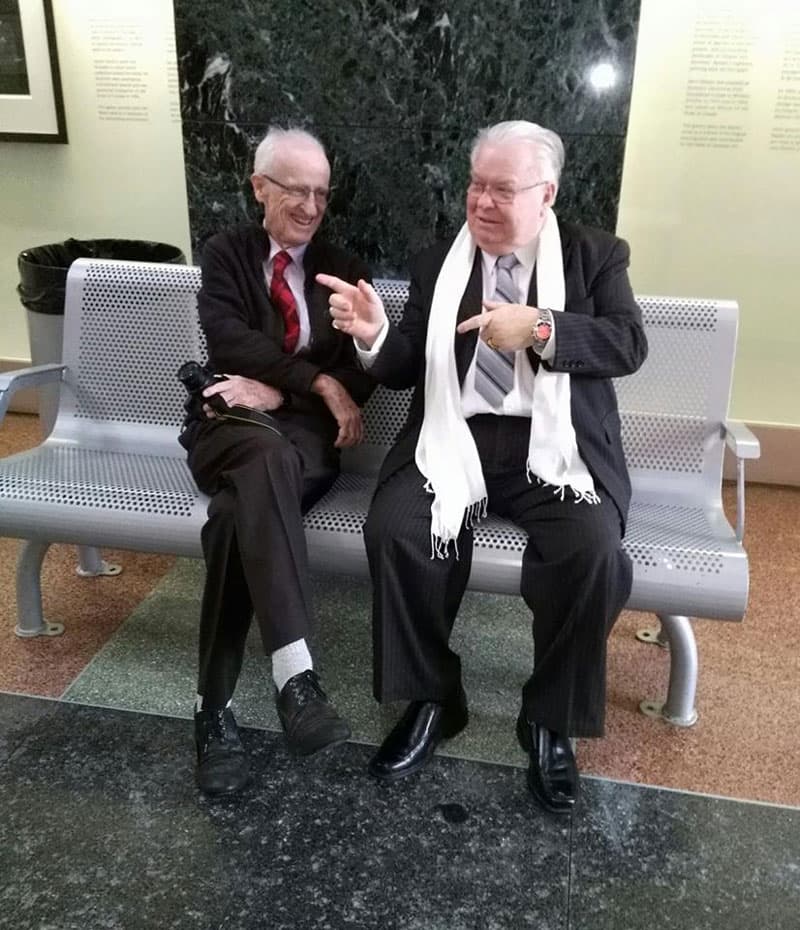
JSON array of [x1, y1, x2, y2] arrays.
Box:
[[194, 707, 250, 796], [275, 670, 351, 757]]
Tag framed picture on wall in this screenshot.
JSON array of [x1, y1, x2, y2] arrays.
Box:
[[0, 0, 67, 142]]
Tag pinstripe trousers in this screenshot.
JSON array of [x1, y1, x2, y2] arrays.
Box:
[[363, 414, 632, 738]]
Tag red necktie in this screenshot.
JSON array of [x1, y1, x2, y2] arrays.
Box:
[[270, 250, 300, 353]]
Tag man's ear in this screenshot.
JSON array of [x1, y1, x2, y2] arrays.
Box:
[[543, 181, 558, 208], [251, 174, 266, 203]]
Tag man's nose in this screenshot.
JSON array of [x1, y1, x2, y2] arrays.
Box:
[[297, 194, 320, 214]]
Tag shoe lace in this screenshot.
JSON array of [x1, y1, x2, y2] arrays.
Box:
[[203, 709, 235, 748], [283, 671, 324, 708]]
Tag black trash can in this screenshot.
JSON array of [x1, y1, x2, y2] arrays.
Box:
[[18, 238, 186, 436]]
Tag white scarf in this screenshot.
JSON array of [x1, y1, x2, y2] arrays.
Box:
[[414, 208, 598, 558]]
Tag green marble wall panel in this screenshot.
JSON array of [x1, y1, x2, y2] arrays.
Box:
[[175, 0, 640, 275]]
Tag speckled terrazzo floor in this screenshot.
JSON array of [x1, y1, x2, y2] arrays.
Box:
[[1, 412, 800, 928]]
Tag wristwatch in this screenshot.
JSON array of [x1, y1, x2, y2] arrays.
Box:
[[532, 307, 554, 353]]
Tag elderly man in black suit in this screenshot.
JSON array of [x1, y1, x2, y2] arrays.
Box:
[[319, 120, 647, 813], [181, 126, 374, 795]]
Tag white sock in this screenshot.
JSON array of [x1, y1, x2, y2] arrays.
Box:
[[271, 638, 313, 693]]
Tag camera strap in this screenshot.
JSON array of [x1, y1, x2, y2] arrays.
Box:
[[217, 404, 283, 436]]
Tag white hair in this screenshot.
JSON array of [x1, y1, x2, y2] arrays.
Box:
[[471, 120, 565, 185], [253, 126, 328, 175]]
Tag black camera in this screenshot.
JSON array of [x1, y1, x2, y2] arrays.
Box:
[[177, 361, 229, 413], [177, 360, 283, 434]]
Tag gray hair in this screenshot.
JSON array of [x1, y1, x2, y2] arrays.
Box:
[[253, 127, 328, 175], [470, 120, 565, 185]]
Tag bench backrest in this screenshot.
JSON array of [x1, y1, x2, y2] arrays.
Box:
[[616, 296, 737, 507], [56, 259, 204, 456], [58, 260, 738, 509]]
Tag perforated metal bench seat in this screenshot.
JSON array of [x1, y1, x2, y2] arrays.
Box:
[[0, 447, 203, 555], [308, 480, 748, 616], [0, 454, 747, 622], [0, 259, 760, 728]]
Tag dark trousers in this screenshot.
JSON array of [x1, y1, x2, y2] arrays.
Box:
[[187, 411, 339, 708], [363, 415, 632, 738]]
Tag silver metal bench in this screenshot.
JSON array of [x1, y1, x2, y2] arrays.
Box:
[[0, 258, 760, 727]]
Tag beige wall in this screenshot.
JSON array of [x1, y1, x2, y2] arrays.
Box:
[[617, 0, 800, 428], [0, 0, 191, 363]]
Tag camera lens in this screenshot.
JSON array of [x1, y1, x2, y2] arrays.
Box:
[[177, 361, 207, 393]]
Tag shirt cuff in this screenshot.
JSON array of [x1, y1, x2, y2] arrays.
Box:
[[355, 319, 390, 368]]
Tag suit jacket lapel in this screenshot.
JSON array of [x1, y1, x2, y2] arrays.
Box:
[[302, 242, 329, 348], [525, 260, 539, 372], [454, 249, 484, 385]]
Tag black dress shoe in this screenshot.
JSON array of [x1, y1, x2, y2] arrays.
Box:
[[276, 670, 351, 757], [368, 691, 469, 782], [195, 707, 250, 796], [516, 712, 579, 814]]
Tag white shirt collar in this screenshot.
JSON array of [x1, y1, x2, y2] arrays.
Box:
[[265, 230, 308, 266], [480, 237, 538, 277]]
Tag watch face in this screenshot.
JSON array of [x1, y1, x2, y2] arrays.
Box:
[[535, 321, 552, 340]]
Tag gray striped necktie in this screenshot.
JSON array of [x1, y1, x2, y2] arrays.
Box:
[[474, 253, 520, 406]]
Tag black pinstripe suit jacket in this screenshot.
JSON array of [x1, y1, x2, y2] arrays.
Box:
[[368, 219, 649, 531]]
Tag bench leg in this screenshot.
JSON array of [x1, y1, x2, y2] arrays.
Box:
[[639, 614, 699, 727], [15, 541, 64, 638], [75, 545, 122, 578]]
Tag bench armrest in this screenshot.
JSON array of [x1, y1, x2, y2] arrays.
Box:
[[724, 420, 760, 459], [723, 420, 760, 544], [0, 364, 66, 424]]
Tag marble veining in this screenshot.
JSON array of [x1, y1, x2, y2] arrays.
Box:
[[174, 0, 641, 272]]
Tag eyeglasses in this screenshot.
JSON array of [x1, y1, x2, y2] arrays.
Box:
[[258, 173, 332, 205], [467, 178, 548, 204]]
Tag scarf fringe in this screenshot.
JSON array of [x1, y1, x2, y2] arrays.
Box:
[[428, 478, 599, 561], [465, 497, 488, 528], [527, 466, 601, 505], [429, 497, 487, 560]]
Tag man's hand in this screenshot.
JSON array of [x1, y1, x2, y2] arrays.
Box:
[[202, 374, 283, 417], [315, 274, 387, 349], [456, 300, 540, 352], [311, 373, 364, 448]]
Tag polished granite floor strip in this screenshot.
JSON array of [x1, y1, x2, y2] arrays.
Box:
[[1, 694, 797, 930]]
